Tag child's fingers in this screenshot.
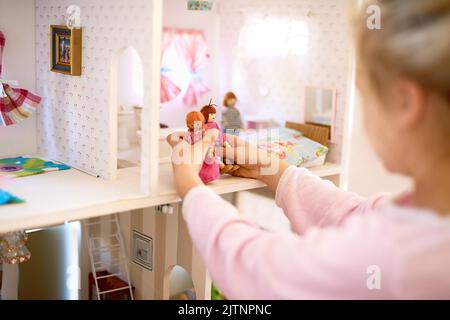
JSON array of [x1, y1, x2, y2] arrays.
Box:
[[220, 165, 232, 174], [224, 134, 246, 147], [217, 145, 240, 163], [220, 164, 240, 174], [220, 144, 255, 164], [229, 166, 260, 180], [166, 132, 186, 148]]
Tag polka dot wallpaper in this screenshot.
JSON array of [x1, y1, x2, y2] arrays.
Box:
[[35, 0, 154, 178]]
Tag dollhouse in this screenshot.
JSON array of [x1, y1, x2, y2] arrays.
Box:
[[0, 0, 352, 300]]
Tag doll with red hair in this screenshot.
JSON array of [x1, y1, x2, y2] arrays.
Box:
[[185, 111, 206, 145], [200, 101, 231, 148], [184, 111, 220, 184]]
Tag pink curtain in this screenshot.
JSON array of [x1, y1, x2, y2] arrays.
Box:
[[161, 27, 210, 107], [160, 74, 181, 103]]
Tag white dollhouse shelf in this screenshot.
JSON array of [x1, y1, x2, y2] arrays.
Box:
[[0, 161, 341, 234]]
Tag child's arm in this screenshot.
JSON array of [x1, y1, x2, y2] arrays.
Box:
[[275, 166, 388, 234], [182, 186, 394, 299], [220, 138, 389, 234]]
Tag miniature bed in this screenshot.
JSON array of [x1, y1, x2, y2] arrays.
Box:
[[239, 122, 331, 168]]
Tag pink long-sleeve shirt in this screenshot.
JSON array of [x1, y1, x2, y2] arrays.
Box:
[[182, 166, 450, 299]]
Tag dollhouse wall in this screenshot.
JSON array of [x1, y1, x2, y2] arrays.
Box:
[[217, 0, 353, 163], [0, 0, 37, 157], [118, 208, 157, 300], [119, 205, 210, 300], [34, 0, 156, 179]]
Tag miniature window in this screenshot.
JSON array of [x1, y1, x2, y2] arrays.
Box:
[[238, 15, 309, 58], [160, 27, 210, 107]]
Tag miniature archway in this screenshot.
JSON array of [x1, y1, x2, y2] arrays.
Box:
[[163, 264, 196, 300], [110, 46, 144, 174]]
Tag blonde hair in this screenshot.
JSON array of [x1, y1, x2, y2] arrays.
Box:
[[353, 0, 450, 102]]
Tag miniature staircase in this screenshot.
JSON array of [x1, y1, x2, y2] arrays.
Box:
[[83, 214, 134, 300]]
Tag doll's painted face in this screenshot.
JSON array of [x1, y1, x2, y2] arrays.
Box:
[[208, 112, 216, 122], [193, 120, 203, 132], [188, 120, 203, 131], [186, 111, 205, 131], [226, 98, 237, 108]]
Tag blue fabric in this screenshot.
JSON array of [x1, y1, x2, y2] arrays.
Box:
[[0, 189, 23, 205], [224, 129, 240, 136]]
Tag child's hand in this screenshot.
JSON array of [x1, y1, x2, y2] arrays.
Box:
[[218, 143, 267, 180], [217, 135, 290, 192], [167, 130, 219, 198], [167, 130, 217, 170]]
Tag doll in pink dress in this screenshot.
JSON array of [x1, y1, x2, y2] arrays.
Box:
[[200, 102, 231, 148], [185, 111, 220, 184]]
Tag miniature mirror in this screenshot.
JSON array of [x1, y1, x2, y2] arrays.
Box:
[[304, 86, 337, 142]]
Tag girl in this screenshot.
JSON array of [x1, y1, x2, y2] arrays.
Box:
[[168, 0, 450, 299]]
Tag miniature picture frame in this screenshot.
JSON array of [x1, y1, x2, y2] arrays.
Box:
[[50, 25, 82, 76], [304, 86, 337, 142], [132, 230, 153, 271]]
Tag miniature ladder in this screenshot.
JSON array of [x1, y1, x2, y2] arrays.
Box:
[[83, 214, 134, 300]]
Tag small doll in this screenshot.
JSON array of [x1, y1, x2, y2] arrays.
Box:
[[185, 111, 205, 145], [200, 100, 231, 148], [221, 91, 244, 134], [185, 111, 220, 184], [200, 101, 242, 174]]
